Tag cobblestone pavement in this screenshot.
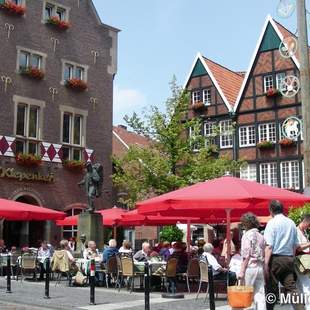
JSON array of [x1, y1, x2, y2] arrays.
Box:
[[0, 279, 293, 310]]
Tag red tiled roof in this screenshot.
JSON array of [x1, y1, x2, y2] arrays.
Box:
[[112, 125, 150, 157], [202, 57, 244, 107]]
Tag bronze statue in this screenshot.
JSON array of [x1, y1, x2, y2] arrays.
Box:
[[78, 163, 103, 212]]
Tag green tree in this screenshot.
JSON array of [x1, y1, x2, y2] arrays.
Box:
[[288, 204, 310, 238], [113, 78, 243, 208], [159, 225, 184, 243]]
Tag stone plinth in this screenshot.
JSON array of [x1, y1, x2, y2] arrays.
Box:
[[77, 212, 104, 251]]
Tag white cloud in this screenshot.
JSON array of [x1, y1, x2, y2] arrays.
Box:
[[113, 86, 147, 125]]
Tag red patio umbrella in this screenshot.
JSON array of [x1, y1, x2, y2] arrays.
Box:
[[137, 176, 310, 259], [0, 198, 65, 221]]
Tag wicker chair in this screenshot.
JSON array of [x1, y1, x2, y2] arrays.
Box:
[[51, 250, 72, 286], [105, 255, 118, 288], [120, 255, 143, 293], [115, 254, 122, 290], [161, 257, 178, 294], [182, 258, 200, 293], [196, 260, 209, 302], [20, 254, 38, 281], [10, 253, 21, 280]]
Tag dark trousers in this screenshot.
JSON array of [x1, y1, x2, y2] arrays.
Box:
[[266, 255, 304, 310], [214, 271, 237, 286]]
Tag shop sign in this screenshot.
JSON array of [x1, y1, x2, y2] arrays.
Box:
[[0, 167, 54, 183]]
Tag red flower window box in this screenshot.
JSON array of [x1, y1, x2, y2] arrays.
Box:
[[46, 16, 70, 30], [15, 153, 42, 167], [0, 1, 25, 16], [279, 138, 296, 147], [257, 140, 275, 149], [65, 79, 87, 91], [265, 88, 282, 98], [20, 66, 44, 80], [63, 160, 85, 172]]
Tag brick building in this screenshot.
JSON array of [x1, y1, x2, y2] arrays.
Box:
[[185, 15, 304, 192], [0, 0, 118, 246]]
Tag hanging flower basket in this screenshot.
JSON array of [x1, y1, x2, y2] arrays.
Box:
[[265, 88, 282, 98], [15, 153, 42, 167], [257, 140, 275, 149], [19, 66, 44, 80], [0, 1, 25, 16], [65, 79, 87, 91], [63, 160, 85, 172], [192, 102, 205, 111], [279, 138, 296, 147], [46, 16, 70, 30]]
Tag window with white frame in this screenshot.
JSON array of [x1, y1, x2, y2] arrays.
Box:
[[204, 122, 216, 146], [62, 60, 88, 82], [281, 161, 300, 190], [203, 89, 211, 106], [62, 112, 85, 161], [239, 125, 256, 147], [260, 163, 277, 187], [240, 164, 257, 181], [192, 91, 201, 104], [62, 207, 83, 239], [258, 123, 276, 143], [44, 1, 69, 21], [189, 127, 200, 151], [219, 120, 233, 148], [16, 47, 47, 73], [263, 75, 274, 92], [276, 72, 286, 91]]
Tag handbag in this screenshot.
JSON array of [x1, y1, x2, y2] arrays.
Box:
[[295, 254, 310, 274], [72, 271, 87, 286], [227, 283, 254, 308]]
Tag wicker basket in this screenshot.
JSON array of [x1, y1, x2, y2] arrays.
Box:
[[227, 285, 254, 308]]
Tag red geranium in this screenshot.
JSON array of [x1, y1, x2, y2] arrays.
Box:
[[46, 16, 70, 30], [20, 66, 44, 80], [66, 78, 87, 91], [0, 1, 25, 15]]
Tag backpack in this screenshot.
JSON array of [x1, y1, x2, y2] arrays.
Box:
[[51, 250, 70, 273]]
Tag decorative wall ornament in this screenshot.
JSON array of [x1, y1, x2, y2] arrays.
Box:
[[279, 36, 298, 58], [277, 0, 295, 18], [50, 37, 59, 53], [280, 75, 300, 98], [49, 87, 58, 102], [1, 75, 12, 93], [89, 97, 98, 110], [4, 23, 14, 39], [281, 116, 302, 140], [91, 50, 100, 64]]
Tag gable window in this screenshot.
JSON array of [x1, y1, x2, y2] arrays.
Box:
[[44, 1, 69, 22], [192, 91, 201, 104], [281, 161, 300, 190], [62, 60, 88, 83], [219, 120, 233, 148], [260, 162, 277, 187], [239, 125, 256, 147], [240, 164, 257, 181], [204, 122, 216, 146], [276, 72, 286, 91], [263, 75, 273, 92], [258, 123, 276, 143], [203, 89, 211, 106]]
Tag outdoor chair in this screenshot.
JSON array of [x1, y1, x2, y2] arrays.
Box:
[[51, 250, 72, 286], [161, 257, 178, 294], [0, 255, 8, 276], [182, 258, 200, 293], [10, 253, 21, 280], [115, 254, 122, 290], [120, 255, 143, 293], [105, 255, 118, 288], [196, 260, 209, 302], [20, 253, 38, 282]]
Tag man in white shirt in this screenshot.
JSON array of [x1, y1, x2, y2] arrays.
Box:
[[264, 200, 303, 310]]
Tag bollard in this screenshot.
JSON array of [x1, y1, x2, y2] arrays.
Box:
[[89, 259, 96, 305], [144, 262, 150, 310], [208, 265, 215, 310], [44, 258, 50, 299], [6, 255, 11, 293]]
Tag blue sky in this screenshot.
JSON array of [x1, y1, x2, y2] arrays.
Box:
[[93, 0, 297, 126]]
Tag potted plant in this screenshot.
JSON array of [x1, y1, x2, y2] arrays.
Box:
[[46, 16, 70, 30], [0, 0, 25, 15], [279, 138, 296, 147], [65, 78, 87, 91], [15, 153, 42, 167], [192, 102, 205, 111], [19, 66, 44, 80], [257, 140, 275, 149], [265, 88, 282, 98], [62, 159, 85, 172]]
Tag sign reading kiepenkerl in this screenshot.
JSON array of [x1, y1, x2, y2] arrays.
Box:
[[0, 167, 54, 183]]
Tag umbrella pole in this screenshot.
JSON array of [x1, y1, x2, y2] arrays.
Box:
[[113, 226, 117, 240], [226, 209, 231, 264], [186, 220, 191, 252]]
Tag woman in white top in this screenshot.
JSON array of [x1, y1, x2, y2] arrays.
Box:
[[119, 240, 133, 254], [296, 214, 310, 310]]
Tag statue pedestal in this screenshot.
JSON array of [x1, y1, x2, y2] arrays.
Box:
[[77, 212, 104, 251]]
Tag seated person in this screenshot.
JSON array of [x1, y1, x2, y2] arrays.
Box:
[[119, 240, 133, 254], [0, 239, 7, 253], [202, 243, 236, 286], [60, 239, 75, 263], [159, 241, 171, 261], [228, 244, 242, 277], [102, 239, 118, 263], [170, 242, 188, 273], [83, 241, 100, 260], [133, 242, 151, 262], [38, 241, 52, 280]]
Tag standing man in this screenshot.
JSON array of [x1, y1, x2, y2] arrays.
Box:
[[264, 200, 303, 310]]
